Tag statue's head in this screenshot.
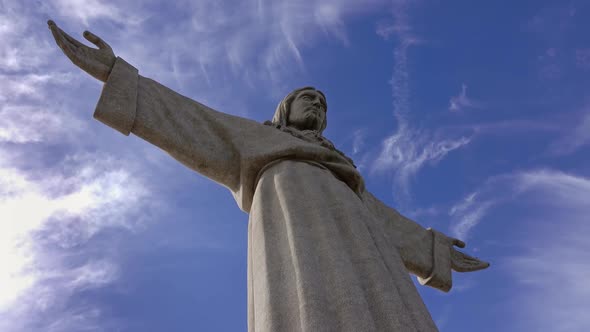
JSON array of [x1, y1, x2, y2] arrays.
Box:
[[270, 87, 328, 133]]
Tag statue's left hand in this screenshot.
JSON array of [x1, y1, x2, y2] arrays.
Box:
[[449, 239, 490, 272], [47, 20, 116, 82]]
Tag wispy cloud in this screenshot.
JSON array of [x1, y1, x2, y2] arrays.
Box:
[[0, 73, 73, 102], [449, 191, 496, 240], [504, 170, 590, 332], [447, 170, 590, 330], [352, 128, 367, 155], [0, 105, 85, 144], [0, 4, 53, 72], [371, 1, 471, 204], [374, 129, 471, 203], [0, 152, 153, 331], [0, 72, 85, 145], [548, 105, 590, 155], [38, 0, 389, 120], [448, 173, 521, 241], [93, 0, 388, 99], [449, 169, 590, 240], [50, 0, 142, 26], [514, 169, 590, 207], [448, 83, 481, 112]]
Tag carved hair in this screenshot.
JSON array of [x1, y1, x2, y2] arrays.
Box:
[[267, 86, 328, 134]]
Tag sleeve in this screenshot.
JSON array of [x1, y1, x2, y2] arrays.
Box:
[[362, 191, 454, 292], [93, 57, 268, 195]]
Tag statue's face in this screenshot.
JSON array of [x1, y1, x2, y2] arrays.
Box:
[[287, 90, 327, 131]]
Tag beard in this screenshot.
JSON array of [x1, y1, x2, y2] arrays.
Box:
[[290, 112, 322, 131]]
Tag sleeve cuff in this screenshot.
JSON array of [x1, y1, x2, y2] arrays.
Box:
[[93, 57, 139, 136], [417, 228, 453, 292]]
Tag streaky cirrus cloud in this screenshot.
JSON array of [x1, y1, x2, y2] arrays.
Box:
[[374, 128, 471, 204], [449, 191, 496, 241], [447, 169, 590, 331], [504, 170, 590, 332], [449, 169, 590, 240], [41, 0, 390, 121], [62, 0, 388, 97], [547, 105, 590, 155], [371, 0, 471, 205], [51, 0, 142, 26], [448, 83, 481, 112]]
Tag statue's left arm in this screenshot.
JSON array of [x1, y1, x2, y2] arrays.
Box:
[[363, 192, 489, 292]]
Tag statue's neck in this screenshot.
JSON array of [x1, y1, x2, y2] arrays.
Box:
[[263, 122, 356, 168]]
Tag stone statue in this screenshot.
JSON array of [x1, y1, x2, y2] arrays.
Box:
[[48, 20, 489, 332]]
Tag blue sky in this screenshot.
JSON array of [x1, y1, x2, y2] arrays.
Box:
[[2, 0, 589, 331]]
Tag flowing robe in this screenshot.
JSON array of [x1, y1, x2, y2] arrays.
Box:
[[94, 58, 457, 332]]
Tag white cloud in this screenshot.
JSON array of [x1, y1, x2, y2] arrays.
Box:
[[374, 128, 470, 202], [0, 71, 85, 145], [0, 105, 86, 144], [448, 83, 480, 112], [446, 170, 590, 330], [50, 0, 139, 26], [68, 260, 119, 290], [45, 307, 104, 332], [0, 5, 53, 72], [103, 0, 387, 97], [376, 0, 422, 46], [0, 152, 152, 330], [504, 170, 590, 332], [0, 73, 73, 102], [548, 107, 590, 155], [449, 168, 590, 240], [352, 128, 367, 155], [514, 169, 590, 208], [370, 1, 470, 204], [449, 191, 495, 240]]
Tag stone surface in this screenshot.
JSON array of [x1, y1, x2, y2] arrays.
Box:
[[48, 21, 490, 332]]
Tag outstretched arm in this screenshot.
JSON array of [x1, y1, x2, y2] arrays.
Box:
[[363, 191, 489, 292], [47, 21, 276, 210]]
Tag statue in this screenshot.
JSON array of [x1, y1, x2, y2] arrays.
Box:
[[48, 20, 489, 332]]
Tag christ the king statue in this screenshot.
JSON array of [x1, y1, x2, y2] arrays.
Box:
[[48, 20, 489, 332]]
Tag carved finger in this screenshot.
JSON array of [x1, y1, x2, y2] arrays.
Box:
[[48, 21, 68, 49], [455, 259, 490, 272], [50, 22, 86, 51], [48, 21, 81, 56], [451, 250, 490, 272], [83, 30, 113, 52], [49, 23, 80, 61], [453, 239, 466, 248]]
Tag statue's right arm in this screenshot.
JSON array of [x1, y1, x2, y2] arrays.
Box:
[[47, 21, 267, 192]]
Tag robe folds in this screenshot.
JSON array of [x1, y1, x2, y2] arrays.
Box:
[[94, 57, 457, 332]]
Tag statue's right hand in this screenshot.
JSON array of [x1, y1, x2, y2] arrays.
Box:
[[48, 20, 116, 82]]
